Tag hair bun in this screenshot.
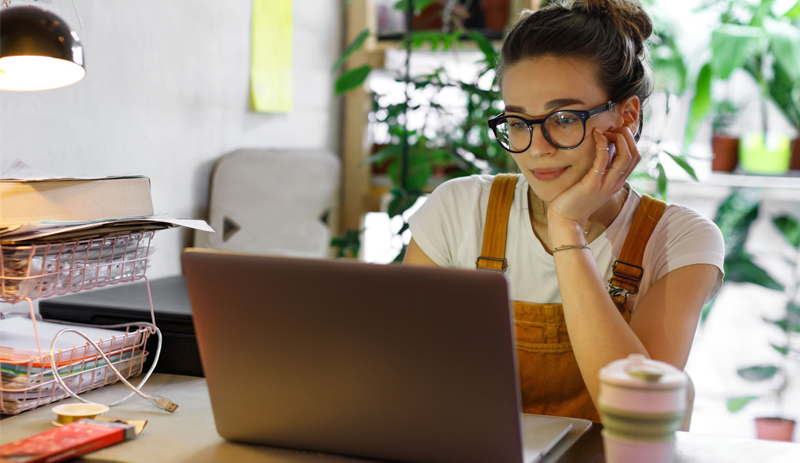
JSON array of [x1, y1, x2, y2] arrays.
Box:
[[566, 0, 653, 53]]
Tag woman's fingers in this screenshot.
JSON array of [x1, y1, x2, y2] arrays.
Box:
[[604, 127, 639, 183], [607, 125, 640, 174], [591, 128, 612, 178]]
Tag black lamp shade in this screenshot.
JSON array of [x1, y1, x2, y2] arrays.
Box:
[[0, 6, 85, 91]]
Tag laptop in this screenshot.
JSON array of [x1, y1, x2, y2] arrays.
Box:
[[181, 248, 589, 463]]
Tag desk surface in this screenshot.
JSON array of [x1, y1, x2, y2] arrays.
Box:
[[2, 374, 799, 463]]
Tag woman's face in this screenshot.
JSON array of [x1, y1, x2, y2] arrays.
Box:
[[500, 56, 620, 204]]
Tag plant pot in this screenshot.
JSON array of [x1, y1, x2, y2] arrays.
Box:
[[791, 135, 800, 171], [739, 132, 792, 175], [711, 135, 739, 172], [482, 0, 510, 31], [755, 417, 796, 441]]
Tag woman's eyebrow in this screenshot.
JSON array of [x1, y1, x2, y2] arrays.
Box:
[[504, 105, 526, 113], [544, 98, 585, 110], [504, 98, 586, 115]]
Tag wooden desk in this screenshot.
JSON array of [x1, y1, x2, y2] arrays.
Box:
[[2, 374, 799, 462]]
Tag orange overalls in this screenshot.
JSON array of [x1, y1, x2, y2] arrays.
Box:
[[476, 174, 666, 422]]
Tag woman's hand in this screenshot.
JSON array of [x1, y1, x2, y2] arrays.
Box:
[[545, 122, 641, 236]]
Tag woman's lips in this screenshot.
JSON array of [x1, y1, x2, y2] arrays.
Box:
[[532, 167, 568, 182]]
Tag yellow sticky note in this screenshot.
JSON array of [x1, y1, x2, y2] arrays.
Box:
[[250, 0, 293, 113]]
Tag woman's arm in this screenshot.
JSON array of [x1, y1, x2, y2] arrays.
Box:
[[551, 225, 719, 409], [403, 238, 439, 267], [548, 124, 721, 412]]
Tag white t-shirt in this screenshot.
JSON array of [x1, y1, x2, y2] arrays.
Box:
[[408, 175, 725, 313]]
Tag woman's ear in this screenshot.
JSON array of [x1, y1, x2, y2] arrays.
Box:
[[619, 96, 640, 132]]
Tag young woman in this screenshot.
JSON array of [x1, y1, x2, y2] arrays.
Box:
[[404, 0, 725, 422]]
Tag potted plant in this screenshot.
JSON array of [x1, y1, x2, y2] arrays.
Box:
[[708, 189, 799, 441], [684, 0, 800, 174], [711, 99, 741, 172]]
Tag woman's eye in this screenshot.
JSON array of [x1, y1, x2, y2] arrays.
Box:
[[554, 113, 579, 126], [509, 120, 527, 131]]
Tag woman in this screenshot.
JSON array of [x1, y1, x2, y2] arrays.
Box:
[[404, 0, 724, 422]]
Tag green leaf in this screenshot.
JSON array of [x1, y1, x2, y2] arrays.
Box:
[[765, 19, 800, 82], [773, 215, 800, 248], [388, 150, 433, 192], [335, 65, 372, 95], [362, 144, 401, 167], [750, 0, 777, 27], [332, 29, 370, 73], [725, 256, 784, 290], [710, 24, 763, 80], [769, 61, 800, 127], [784, 0, 800, 19], [664, 151, 698, 181], [393, 0, 437, 15], [330, 229, 361, 258], [772, 318, 789, 331], [387, 190, 421, 218], [656, 162, 667, 199], [713, 190, 760, 256], [727, 396, 759, 412], [684, 63, 712, 149], [393, 245, 407, 263], [737, 365, 779, 382], [772, 344, 790, 355], [469, 31, 497, 67]]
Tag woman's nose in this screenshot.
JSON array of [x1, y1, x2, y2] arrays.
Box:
[[528, 125, 554, 156]]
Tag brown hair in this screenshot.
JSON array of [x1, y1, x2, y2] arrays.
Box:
[[497, 0, 654, 140]]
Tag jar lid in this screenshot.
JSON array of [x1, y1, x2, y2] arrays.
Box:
[[599, 354, 687, 389]]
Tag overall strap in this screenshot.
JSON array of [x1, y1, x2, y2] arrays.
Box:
[[608, 194, 667, 309], [476, 174, 519, 272]]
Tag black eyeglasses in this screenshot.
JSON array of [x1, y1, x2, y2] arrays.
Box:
[[487, 101, 616, 152]]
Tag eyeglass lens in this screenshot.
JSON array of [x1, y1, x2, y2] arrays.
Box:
[[495, 112, 585, 151]]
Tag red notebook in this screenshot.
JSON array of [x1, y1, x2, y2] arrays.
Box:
[[0, 419, 135, 463]]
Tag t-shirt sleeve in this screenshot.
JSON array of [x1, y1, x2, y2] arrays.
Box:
[[650, 205, 726, 303], [407, 177, 481, 268]]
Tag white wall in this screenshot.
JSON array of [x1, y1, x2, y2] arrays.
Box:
[[0, 0, 343, 305]]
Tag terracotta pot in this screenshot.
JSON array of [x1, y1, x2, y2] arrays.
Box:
[[711, 135, 739, 172], [791, 135, 800, 171], [755, 417, 796, 441], [482, 0, 510, 31]]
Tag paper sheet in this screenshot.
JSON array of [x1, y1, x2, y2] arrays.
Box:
[[0, 216, 213, 242], [250, 0, 293, 113], [0, 318, 138, 363]]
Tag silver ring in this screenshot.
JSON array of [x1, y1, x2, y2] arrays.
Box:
[[596, 147, 610, 151], [609, 168, 626, 174], [592, 168, 605, 175]]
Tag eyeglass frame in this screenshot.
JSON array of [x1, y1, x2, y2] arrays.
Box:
[[487, 101, 617, 152]]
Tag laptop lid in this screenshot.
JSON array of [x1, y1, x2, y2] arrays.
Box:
[[182, 248, 524, 463]]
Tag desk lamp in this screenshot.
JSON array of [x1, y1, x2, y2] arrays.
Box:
[[0, 6, 85, 91]]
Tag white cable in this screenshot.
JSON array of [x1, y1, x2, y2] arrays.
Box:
[[48, 322, 177, 412]]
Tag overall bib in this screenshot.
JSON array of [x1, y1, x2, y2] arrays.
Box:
[[476, 174, 666, 422]]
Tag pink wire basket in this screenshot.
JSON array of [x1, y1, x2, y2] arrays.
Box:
[[0, 231, 157, 415], [0, 324, 151, 415], [0, 231, 155, 304]]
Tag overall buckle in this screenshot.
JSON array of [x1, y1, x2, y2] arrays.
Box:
[[476, 256, 508, 272], [608, 260, 644, 303]]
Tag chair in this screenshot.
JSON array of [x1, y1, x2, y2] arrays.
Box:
[[194, 149, 340, 258]]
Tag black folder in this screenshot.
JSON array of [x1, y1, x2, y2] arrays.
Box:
[[38, 276, 203, 377]]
